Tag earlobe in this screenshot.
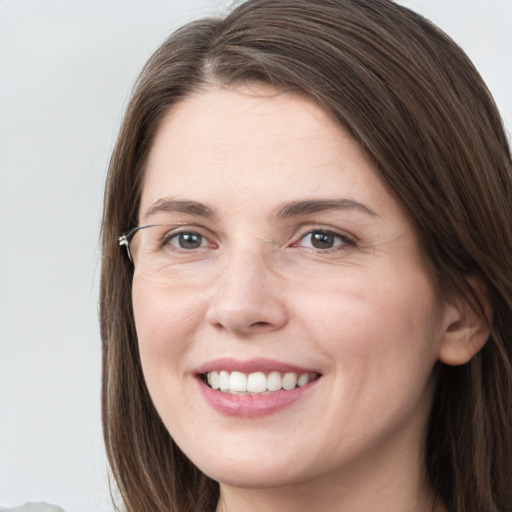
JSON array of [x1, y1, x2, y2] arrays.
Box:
[[438, 282, 492, 366]]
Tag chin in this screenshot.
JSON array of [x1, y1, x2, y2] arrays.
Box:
[[181, 442, 312, 489], [202, 462, 305, 489]]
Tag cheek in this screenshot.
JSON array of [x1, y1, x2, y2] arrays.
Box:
[[132, 278, 205, 368], [132, 278, 209, 436], [292, 268, 442, 390]]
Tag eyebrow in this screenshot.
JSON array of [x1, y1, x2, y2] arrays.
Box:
[[143, 197, 378, 223], [143, 198, 217, 221], [274, 199, 378, 219]]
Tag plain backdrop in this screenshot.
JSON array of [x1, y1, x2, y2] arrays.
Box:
[[0, 1, 510, 511]]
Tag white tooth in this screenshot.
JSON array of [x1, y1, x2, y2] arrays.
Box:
[[267, 371, 282, 392], [210, 371, 220, 390], [282, 372, 298, 390], [297, 373, 310, 387], [229, 371, 247, 392], [219, 371, 230, 391], [207, 373, 212, 386], [247, 372, 267, 393]]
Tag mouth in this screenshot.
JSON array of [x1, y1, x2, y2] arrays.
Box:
[[201, 370, 320, 395], [196, 358, 322, 417]]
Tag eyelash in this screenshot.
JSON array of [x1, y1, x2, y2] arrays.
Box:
[[162, 230, 217, 251], [291, 228, 356, 252], [162, 227, 356, 253]]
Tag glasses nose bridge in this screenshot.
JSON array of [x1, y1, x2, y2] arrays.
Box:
[[219, 238, 275, 287], [206, 240, 288, 333]]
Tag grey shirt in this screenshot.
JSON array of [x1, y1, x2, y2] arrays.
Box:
[[0, 503, 64, 512]]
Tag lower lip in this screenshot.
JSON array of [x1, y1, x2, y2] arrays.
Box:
[[197, 377, 320, 418]]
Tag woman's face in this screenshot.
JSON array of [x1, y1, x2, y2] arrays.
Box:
[[133, 85, 451, 491]]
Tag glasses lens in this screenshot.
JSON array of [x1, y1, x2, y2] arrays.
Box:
[[129, 225, 209, 282], [129, 225, 170, 280]]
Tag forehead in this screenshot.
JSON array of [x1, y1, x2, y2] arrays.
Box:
[[140, 85, 403, 223]]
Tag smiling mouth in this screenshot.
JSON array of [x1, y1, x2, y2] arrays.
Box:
[[202, 370, 320, 395]]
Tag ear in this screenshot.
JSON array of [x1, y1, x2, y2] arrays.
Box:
[[438, 279, 492, 366]]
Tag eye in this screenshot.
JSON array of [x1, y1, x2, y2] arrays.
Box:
[[167, 231, 210, 250], [295, 229, 355, 250]]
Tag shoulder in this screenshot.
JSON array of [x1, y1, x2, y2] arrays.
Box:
[[0, 503, 65, 512]]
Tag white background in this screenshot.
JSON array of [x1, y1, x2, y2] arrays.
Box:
[[0, 1, 510, 511]]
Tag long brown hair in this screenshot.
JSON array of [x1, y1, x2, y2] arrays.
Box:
[[100, 1, 512, 510]]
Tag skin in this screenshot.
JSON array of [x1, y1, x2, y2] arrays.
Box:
[[131, 85, 462, 511]]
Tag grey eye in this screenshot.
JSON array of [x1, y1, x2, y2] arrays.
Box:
[[310, 231, 336, 249], [170, 232, 207, 250], [297, 229, 355, 250]]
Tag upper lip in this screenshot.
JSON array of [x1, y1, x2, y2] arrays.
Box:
[[196, 357, 321, 375]]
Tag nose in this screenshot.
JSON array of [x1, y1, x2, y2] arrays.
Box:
[[205, 248, 289, 335]]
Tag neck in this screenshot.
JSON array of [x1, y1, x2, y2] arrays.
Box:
[[215, 427, 446, 512], [216, 471, 445, 512]]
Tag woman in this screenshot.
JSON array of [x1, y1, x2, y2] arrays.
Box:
[[100, 0, 512, 511]]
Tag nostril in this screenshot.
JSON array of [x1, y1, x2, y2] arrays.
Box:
[[206, 293, 289, 333], [251, 321, 271, 328]]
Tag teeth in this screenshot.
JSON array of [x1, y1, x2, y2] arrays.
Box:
[[229, 371, 247, 392], [282, 372, 297, 390], [205, 370, 317, 394], [219, 370, 230, 391], [297, 373, 310, 387], [210, 371, 219, 390], [247, 371, 267, 393], [267, 371, 282, 392]]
